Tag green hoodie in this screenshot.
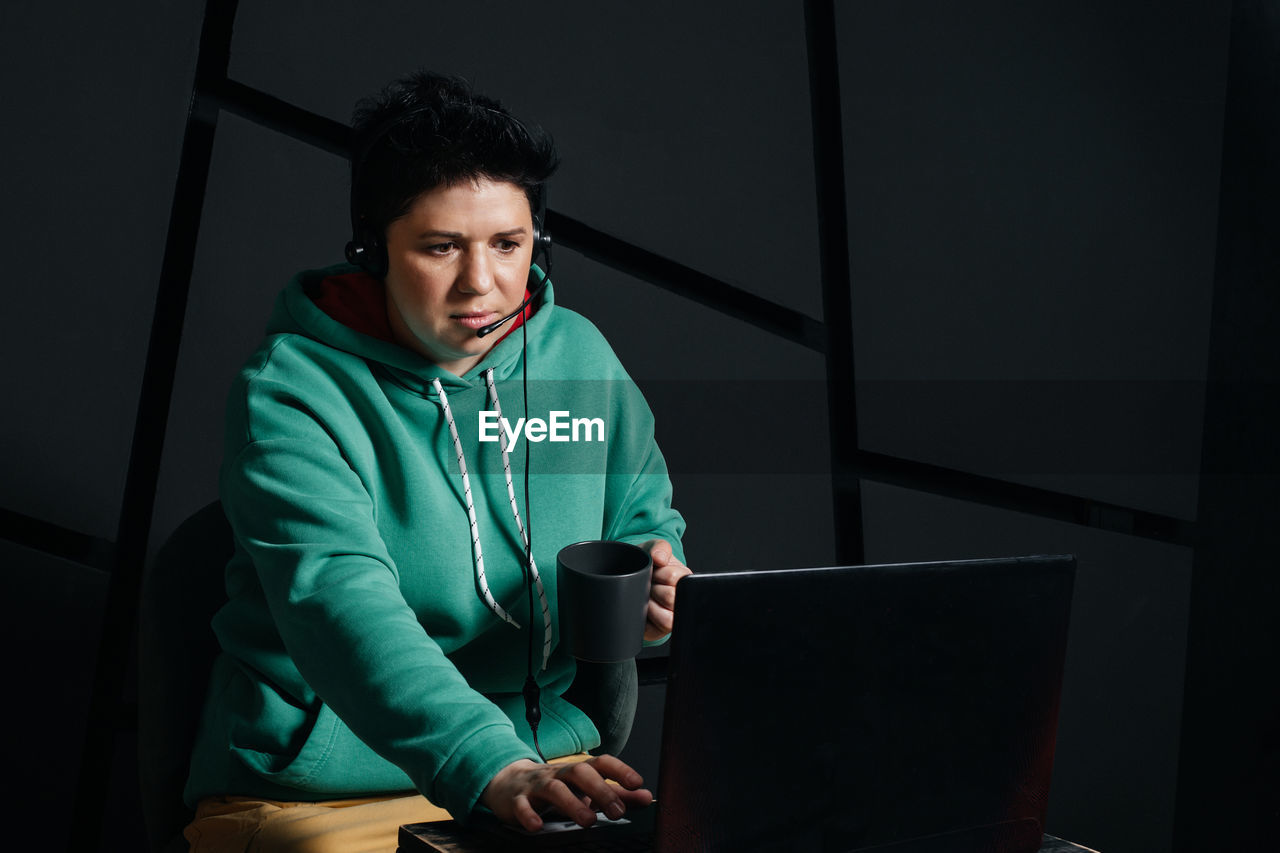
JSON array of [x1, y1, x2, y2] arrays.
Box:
[[184, 264, 685, 821]]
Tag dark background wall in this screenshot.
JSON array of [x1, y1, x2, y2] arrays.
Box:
[[2, 2, 1275, 851]]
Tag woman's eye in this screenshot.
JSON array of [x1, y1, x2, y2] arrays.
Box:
[[426, 242, 455, 255]]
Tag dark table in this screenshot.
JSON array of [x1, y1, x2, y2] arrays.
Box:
[[399, 820, 1101, 851]]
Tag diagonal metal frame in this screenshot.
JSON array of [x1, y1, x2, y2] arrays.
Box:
[[52, 0, 1212, 848], [67, 1, 242, 848], [806, 0, 865, 564]]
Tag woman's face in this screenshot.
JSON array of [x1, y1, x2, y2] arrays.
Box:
[[383, 178, 534, 376]]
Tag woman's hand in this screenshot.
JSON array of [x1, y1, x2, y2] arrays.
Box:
[[641, 539, 692, 642], [480, 755, 653, 832]]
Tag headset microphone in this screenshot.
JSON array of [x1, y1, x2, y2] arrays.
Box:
[[475, 273, 549, 338]]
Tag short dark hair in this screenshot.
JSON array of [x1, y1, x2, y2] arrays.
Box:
[[350, 71, 559, 242]]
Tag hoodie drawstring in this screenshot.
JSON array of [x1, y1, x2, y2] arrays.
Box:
[[431, 373, 553, 671], [483, 369, 553, 673]]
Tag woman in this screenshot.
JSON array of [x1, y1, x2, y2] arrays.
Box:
[[182, 71, 690, 852]]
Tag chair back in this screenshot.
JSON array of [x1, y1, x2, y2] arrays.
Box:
[[137, 500, 231, 852]]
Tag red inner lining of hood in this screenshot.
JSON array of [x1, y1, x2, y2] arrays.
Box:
[[312, 271, 534, 347]]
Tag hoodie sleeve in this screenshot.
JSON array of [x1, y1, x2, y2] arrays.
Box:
[[601, 378, 687, 651], [221, 377, 539, 820], [601, 377, 687, 566]]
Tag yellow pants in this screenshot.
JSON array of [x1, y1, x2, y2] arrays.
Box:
[[183, 754, 592, 852]]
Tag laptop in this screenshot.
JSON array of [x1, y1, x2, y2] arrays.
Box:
[[400, 554, 1077, 853]]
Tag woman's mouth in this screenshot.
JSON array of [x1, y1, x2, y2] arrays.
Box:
[[452, 312, 499, 329]]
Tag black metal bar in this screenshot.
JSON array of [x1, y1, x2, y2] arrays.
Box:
[[853, 450, 1199, 548], [805, 0, 865, 565], [548, 211, 826, 353], [68, 1, 241, 849], [208, 77, 352, 157], [0, 507, 115, 571], [1175, 1, 1280, 848]]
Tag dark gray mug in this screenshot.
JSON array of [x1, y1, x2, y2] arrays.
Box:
[[557, 540, 652, 662]]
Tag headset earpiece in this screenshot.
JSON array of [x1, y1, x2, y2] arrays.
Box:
[[346, 227, 387, 278], [344, 238, 368, 270], [531, 213, 552, 269]]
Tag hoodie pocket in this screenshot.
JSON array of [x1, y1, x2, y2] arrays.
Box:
[[230, 696, 413, 794]]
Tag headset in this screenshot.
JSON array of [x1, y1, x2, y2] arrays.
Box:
[[344, 105, 553, 286]]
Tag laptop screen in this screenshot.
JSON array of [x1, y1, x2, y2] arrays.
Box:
[[654, 555, 1075, 853]]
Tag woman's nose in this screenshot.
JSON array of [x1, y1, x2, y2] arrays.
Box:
[[457, 249, 495, 294]]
